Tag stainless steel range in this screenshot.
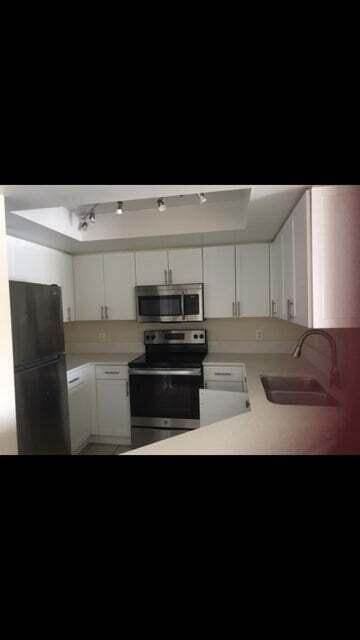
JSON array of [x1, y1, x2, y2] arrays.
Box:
[[129, 329, 207, 448]]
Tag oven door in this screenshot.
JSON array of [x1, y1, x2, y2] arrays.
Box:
[[130, 368, 203, 429]]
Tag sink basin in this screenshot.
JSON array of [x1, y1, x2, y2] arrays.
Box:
[[261, 376, 340, 407]]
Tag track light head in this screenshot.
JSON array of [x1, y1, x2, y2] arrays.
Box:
[[89, 209, 96, 223], [157, 198, 166, 212], [116, 201, 123, 215], [198, 192, 207, 204], [79, 219, 88, 231]]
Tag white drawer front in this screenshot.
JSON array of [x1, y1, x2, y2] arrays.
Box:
[[67, 369, 84, 388], [204, 365, 245, 382], [95, 365, 128, 380]]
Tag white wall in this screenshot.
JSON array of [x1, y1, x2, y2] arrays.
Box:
[[0, 196, 17, 453]]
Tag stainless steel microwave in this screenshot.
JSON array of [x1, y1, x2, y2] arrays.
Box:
[[135, 283, 204, 323]]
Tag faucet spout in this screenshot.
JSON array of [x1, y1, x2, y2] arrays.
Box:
[[292, 329, 341, 389]]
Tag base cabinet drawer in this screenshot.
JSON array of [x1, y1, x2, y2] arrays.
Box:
[[204, 365, 245, 382], [96, 379, 130, 438], [95, 365, 128, 380]]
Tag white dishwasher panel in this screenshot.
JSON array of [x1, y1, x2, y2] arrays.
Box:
[[200, 388, 250, 428]]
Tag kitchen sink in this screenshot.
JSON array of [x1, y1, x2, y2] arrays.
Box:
[[260, 376, 340, 407]]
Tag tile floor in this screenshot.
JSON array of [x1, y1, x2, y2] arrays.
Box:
[[79, 443, 131, 455]]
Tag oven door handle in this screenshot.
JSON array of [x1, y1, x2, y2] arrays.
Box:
[[130, 368, 202, 376], [181, 292, 185, 320]]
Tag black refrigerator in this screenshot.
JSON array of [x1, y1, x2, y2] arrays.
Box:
[[9, 281, 71, 454]]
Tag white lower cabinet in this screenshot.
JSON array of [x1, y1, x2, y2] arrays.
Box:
[[67, 366, 94, 453], [96, 368, 131, 442], [68, 362, 131, 451], [200, 365, 250, 427]]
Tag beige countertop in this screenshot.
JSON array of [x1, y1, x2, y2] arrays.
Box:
[[66, 353, 141, 372], [125, 353, 346, 455]]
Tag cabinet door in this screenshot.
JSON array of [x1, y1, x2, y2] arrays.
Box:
[[292, 192, 310, 327], [311, 186, 360, 328], [168, 248, 203, 284], [68, 382, 92, 452], [96, 380, 130, 438], [203, 245, 236, 318], [103, 252, 136, 320], [281, 216, 295, 321], [135, 250, 168, 286], [73, 254, 105, 321], [270, 234, 283, 318], [236, 244, 269, 317], [200, 388, 250, 427], [61, 253, 75, 323]]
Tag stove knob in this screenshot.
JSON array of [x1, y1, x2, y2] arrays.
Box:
[[194, 334, 198, 339], [199, 333, 204, 339]]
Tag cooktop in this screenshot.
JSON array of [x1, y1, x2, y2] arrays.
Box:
[[129, 353, 207, 369]]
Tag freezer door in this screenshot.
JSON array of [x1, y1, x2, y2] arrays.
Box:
[[10, 281, 65, 368], [15, 355, 71, 454]]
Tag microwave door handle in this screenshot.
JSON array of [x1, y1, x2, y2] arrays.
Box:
[[181, 292, 185, 319]]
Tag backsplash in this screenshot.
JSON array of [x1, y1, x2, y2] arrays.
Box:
[[64, 317, 305, 355]]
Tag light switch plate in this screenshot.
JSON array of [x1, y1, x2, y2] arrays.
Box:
[[256, 329, 263, 341]]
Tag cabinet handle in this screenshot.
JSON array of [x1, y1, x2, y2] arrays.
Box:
[[104, 371, 120, 375], [126, 381, 129, 396], [232, 302, 236, 318], [214, 372, 232, 376], [69, 377, 80, 385], [169, 269, 173, 284], [101, 306, 104, 320], [164, 270, 168, 284], [287, 299, 294, 320], [105, 305, 109, 320], [271, 300, 276, 316], [246, 400, 251, 409], [237, 301, 240, 317]]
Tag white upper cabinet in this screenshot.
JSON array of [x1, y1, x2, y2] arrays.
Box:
[[74, 254, 105, 321], [281, 215, 295, 322], [135, 250, 169, 286], [60, 253, 75, 323], [203, 245, 236, 318], [274, 191, 311, 327], [292, 192, 310, 327], [236, 244, 269, 317], [270, 233, 283, 319], [167, 248, 203, 284], [7, 237, 75, 323], [103, 252, 136, 320], [311, 186, 360, 328]]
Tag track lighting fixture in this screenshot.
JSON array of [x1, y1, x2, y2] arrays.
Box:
[[198, 193, 207, 204], [116, 201, 123, 215], [79, 204, 98, 231], [157, 198, 166, 212]]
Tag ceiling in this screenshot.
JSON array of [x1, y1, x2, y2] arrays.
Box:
[[2, 185, 308, 254]]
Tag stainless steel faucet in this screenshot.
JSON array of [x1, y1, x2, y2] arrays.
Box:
[[292, 329, 341, 389]]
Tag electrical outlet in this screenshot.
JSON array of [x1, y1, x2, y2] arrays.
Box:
[[256, 329, 263, 341], [99, 330, 107, 343]]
